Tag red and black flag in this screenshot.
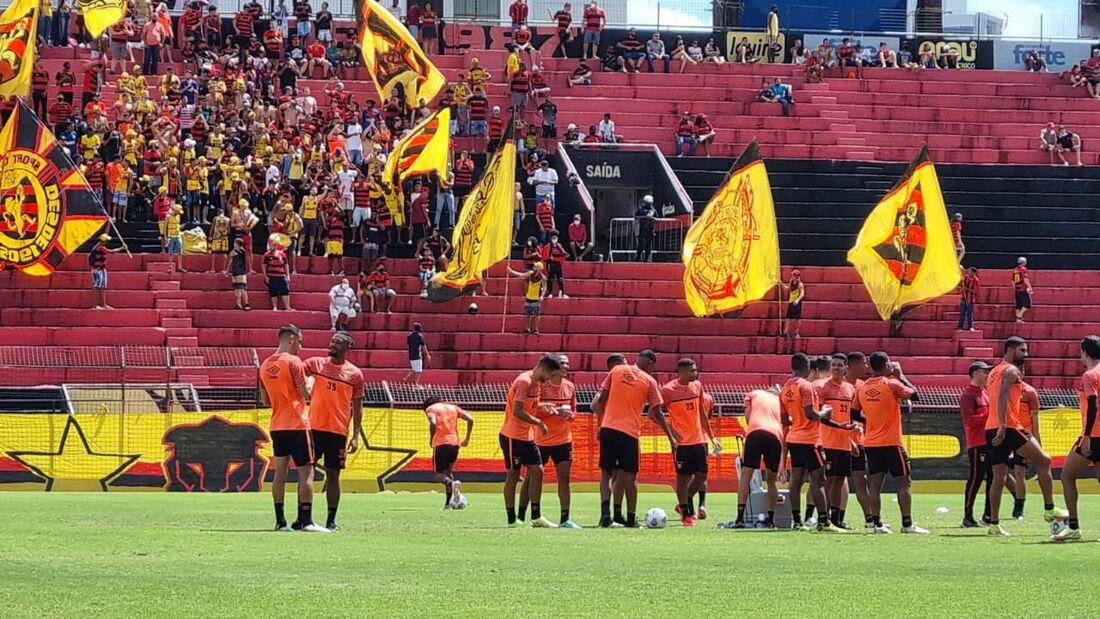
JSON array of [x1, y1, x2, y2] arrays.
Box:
[[0, 98, 109, 276]]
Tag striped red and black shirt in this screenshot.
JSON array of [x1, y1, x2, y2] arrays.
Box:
[[180, 9, 202, 33], [454, 159, 474, 186], [263, 249, 288, 278], [554, 10, 572, 31], [32, 70, 48, 92], [584, 6, 605, 30], [536, 202, 554, 230], [513, 27, 531, 45], [509, 1, 528, 25], [961, 274, 980, 304], [189, 120, 207, 143], [488, 116, 505, 139], [84, 162, 106, 190], [328, 216, 345, 241], [48, 101, 72, 124], [510, 71, 531, 93], [541, 241, 567, 263], [467, 96, 488, 121], [294, 1, 311, 21], [234, 11, 254, 36], [203, 12, 221, 31], [91, 244, 109, 269]]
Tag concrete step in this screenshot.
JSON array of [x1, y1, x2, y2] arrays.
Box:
[[963, 346, 995, 358], [150, 280, 181, 292], [843, 150, 875, 160], [167, 336, 199, 347], [811, 96, 838, 105], [829, 123, 857, 132], [155, 298, 187, 310], [160, 317, 193, 329], [820, 109, 850, 120], [836, 137, 867, 147]]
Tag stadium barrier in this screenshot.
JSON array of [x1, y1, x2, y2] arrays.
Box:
[[0, 347, 1086, 492]]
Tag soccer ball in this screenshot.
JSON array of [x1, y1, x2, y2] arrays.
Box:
[[1051, 518, 1069, 535], [452, 495, 468, 510], [468, 302, 479, 315], [645, 507, 668, 529]]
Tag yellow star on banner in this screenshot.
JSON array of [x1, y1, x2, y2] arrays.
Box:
[[7, 416, 139, 491]]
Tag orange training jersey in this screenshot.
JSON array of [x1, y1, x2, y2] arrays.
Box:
[[745, 390, 783, 438], [986, 362, 1025, 430], [538, 378, 576, 447], [855, 376, 913, 447], [1019, 381, 1039, 433], [304, 357, 365, 436], [817, 378, 857, 451], [781, 376, 820, 445], [426, 403, 465, 448], [661, 379, 706, 446], [702, 392, 714, 417], [502, 370, 542, 441], [260, 352, 309, 431], [600, 364, 663, 438], [847, 377, 866, 444], [1080, 366, 1100, 438]]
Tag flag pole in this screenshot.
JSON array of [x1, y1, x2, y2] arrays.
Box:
[[500, 262, 509, 334], [106, 217, 133, 258]]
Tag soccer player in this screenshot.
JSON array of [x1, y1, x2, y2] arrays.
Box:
[[985, 337, 1067, 536], [959, 360, 993, 527], [817, 353, 859, 530], [802, 354, 832, 524], [845, 351, 874, 526], [303, 332, 364, 531], [500, 355, 565, 528], [1010, 369, 1041, 520], [518, 354, 582, 528], [1054, 336, 1100, 541], [593, 350, 677, 528], [851, 352, 927, 534], [424, 396, 474, 510], [780, 352, 846, 532], [733, 387, 783, 528], [660, 359, 718, 527], [258, 325, 327, 533]]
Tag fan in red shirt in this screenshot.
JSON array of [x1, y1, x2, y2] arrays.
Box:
[[567, 213, 592, 261], [550, 3, 574, 58], [534, 193, 555, 243], [508, 0, 529, 31], [540, 232, 569, 298], [958, 266, 980, 332], [582, 1, 606, 59]]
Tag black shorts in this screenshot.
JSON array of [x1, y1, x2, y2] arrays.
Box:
[[851, 445, 867, 472], [311, 430, 347, 470], [271, 430, 313, 467], [866, 445, 911, 477], [742, 430, 782, 472], [1015, 290, 1032, 310], [539, 442, 573, 465], [500, 434, 542, 470], [541, 124, 557, 138], [787, 442, 825, 473], [1011, 451, 1029, 468], [433, 444, 460, 473], [786, 302, 802, 320], [1074, 436, 1100, 463], [984, 427, 1031, 465], [598, 427, 640, 474], [824, 448, 853, 477], [267, 277, 290, 297], [675, 443, 709, 475]]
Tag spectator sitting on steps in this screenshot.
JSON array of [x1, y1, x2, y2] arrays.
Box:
[[1024, 48, 1046, 72], [733, 36, 757, 64], [877, 42, 898, 68], [1056, 125, 1084, 166], [675, 110, 697, 157], [704, 37, 725, 64], [671, 35, 696, 73], [694, 113, 715, 156], [646, 32, 670, 73], [1039, 122, 1063, 165], [601, 44, 625, 73], [568, 60, 593, 87], [598, 113, 621, 143], [771, 77, 794, 117]]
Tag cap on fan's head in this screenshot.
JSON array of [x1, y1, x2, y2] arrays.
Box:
[[158, 186, 168, 193], [968, 360, 992, 376], [99, 233, 109, 242], [643, 195, 653, 203]]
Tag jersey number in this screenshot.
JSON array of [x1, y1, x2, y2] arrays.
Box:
[[325, 380, 337, 392]]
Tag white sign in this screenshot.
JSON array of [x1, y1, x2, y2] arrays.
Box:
[[992, 40, 1095, 70]]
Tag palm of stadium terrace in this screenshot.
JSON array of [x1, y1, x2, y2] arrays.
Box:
[[1, 0, 1098, 505]]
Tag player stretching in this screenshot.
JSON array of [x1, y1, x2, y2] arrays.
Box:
[[593, 350, 676, 528], [817, 353, 859, 530], [424, 397, 474, 510], [303, 332, 364, 531], [985, 337, 1067, 536], [1054, 336, 1100, 541], [660, 359, 717, 527], [851, 352, 927, 534], [781, 353, 846, 532], [519, 354, 582, 528], [500, 355, 565, 528], [259, 325, 328, 533], [733, 388, 784, 528]]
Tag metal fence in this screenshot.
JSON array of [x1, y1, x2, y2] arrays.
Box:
[[607, 217, 688, 263]]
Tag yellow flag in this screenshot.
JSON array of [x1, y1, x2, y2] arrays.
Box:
[[359, 0, 446, 107], [0, 0, 37, 98], [380, 108, 451, 227], [77, 0, 126, 38], [847, 146, 961, 321], [682, 141, 780, 317], [426, 124, 515, 302]]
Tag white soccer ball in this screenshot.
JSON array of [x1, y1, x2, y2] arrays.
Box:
[[1051, 518, 1069, 535], [453, 494, 468, 510], [468, 302, 479, 315], [645, 507, 668, 529]]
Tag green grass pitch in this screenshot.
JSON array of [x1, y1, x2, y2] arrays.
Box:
[[2, 492, 1099, 617]]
